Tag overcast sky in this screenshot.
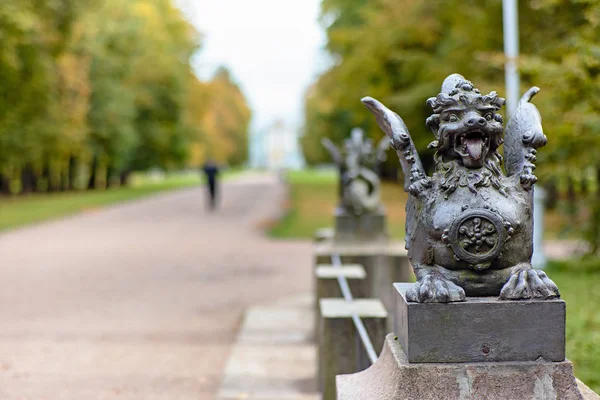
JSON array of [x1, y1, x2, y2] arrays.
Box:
[[181, 0, 328, 133]]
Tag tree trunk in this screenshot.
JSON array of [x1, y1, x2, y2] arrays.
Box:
[[106, 165, 115, 188], [21, 164, 37, 194], [0, 172, 9, 195], [566, 175, 577, 216], [581, 171, 588, 195], [67, 156, 77, 191], [87, 157, 97, 190], [120, 170, 132, 186], [41, 162, 51, 192], [48, 159, 61, 192]]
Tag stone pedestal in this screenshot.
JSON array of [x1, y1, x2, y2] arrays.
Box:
[[394, 282, 566, 363], [334, 206, 388, 242], [335, 285, 600, 399], [337, 334, 595, 400]]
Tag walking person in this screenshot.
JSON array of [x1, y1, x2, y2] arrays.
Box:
[[202, 159, 220, 211]]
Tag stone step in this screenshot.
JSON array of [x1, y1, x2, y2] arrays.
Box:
[[216, 293, 318, 400]]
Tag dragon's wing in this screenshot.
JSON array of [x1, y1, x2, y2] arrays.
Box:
[[404, 195, 418, 251], [321, 137, 342, 165], [362, 97, 429, 196], [361, 97, 411, 150], [504, 87, 547, 189]]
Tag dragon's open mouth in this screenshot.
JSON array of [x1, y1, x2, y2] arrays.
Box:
[[455, 131, 489, 161]]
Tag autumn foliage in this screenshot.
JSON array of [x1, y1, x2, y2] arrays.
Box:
[[304, 0, 600, 178], [0, 0, 251, 194]]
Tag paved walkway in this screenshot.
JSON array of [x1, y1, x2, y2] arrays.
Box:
[[217, 293, 318, 400], [0, 173, 313, 400]]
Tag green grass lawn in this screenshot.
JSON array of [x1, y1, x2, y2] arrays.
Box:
[[546, 260, 600, 391], [0, 170, 238, 232], [269, 169, 407, 239], [272, 169, 600, 392]]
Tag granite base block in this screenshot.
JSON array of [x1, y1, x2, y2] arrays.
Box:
[[334, 207, 388, 242], [394, 282, 566, 363], [337, 334, 593, 400]]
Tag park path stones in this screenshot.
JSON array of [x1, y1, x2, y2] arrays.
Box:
[[0, 172, 312, 400], [216, 294, 319, 400]]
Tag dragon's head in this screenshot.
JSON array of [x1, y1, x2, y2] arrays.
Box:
[[426, 74, 505, 169]]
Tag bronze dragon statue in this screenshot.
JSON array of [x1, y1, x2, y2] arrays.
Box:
[[322, 128, 390, 216], [363, 74, 559, 303]]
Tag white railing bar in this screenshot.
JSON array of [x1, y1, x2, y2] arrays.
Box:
[[331, 253, 378, 364]]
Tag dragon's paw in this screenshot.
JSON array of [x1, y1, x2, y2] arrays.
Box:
[[499, 268, 560, 300], [406, 273, 466, 303]]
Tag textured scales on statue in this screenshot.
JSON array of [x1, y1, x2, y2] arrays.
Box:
[[362, 73, 560, 303], [322, 128, 390, 216]]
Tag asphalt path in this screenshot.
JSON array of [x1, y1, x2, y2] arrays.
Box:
[[0, 173, 312, 399]]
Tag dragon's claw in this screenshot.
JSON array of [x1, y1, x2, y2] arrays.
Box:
[[407, 273, 466, 303], [500, 268, 560, 300]]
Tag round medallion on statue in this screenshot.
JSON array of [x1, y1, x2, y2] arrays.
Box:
[[448, 209, 506, 266]]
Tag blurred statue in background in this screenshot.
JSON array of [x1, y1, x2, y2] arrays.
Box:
[[363, 74, 560, 303], [322, 128, 390, 216]]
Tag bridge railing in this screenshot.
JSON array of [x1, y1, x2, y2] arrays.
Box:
[[316, 252, 388, 400]]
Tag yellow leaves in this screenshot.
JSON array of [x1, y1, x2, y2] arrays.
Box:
[[54, 51, 91, 150], [584, 3, 600, 28], [183, 68, 251, 166], [0, 0, 250, 174], [307, 0, 600, 174], [131, 0, 168, 48], [188, 141, 206, 167], [132, 1, 157, 20]]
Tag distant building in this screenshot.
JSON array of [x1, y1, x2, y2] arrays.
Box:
[[249, 120, 305, 170]]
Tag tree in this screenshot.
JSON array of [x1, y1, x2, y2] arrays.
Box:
[[303, 0, 505, 173], [185, 67, 251, 166], [0, 0, 251, 194], [305, 0, 600, 251]]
